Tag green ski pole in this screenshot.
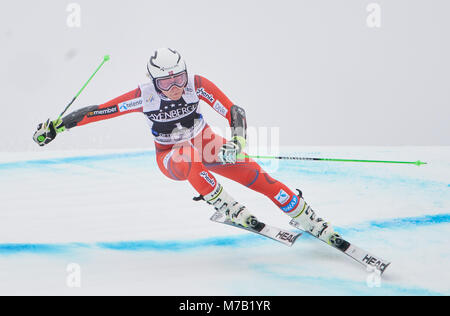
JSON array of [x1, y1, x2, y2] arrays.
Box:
[[56, 54, 110, 121], [237, 154, 427, 166]]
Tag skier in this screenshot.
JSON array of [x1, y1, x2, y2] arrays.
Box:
[[32, 48, 340, 245]]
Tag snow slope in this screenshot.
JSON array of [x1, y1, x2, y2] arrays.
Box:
[[0, 147, 448, 295]]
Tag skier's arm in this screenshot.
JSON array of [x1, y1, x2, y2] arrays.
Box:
[[33, 88, 143, 146], [194, 75, 247, 147], [194, 75, 247, 164], [62, 87, 143, 129]]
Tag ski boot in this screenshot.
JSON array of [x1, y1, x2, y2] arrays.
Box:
[[195, 183, 259, 229], [290, 189, 341, 246]]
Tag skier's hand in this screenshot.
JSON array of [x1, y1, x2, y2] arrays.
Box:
[[218, 136, 246, 164], [33, 118, 65, 147]]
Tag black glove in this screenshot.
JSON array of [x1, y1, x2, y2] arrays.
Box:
[[218, 136, 246, 164], [33, 118, 65, 146]]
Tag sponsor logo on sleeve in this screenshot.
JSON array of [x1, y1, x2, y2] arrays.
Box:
[[87, 105, 118, 117], [213, 100, 228, 117], [274, 189, 290, 205], [281, 195, 299, 213], [119, 98, 143, 112], [200, 171, 215, 187], [196, 87, 214, 103]]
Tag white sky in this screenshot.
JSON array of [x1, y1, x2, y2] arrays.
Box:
[[1, 0, 449, 151]]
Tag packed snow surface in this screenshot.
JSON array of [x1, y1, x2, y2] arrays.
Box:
[[0, 147, 448, 295]]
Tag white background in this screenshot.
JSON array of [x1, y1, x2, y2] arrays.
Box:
[[1, 0, 449, 152]]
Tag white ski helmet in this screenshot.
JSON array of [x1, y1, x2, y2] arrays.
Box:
[[147, 48, 188, 91]]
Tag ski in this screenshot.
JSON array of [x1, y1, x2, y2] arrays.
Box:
[[210, 211, 302, 247], [289, 219, 391, 275]]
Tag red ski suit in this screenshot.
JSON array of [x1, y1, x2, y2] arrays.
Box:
[[64, 75, 300, 214]]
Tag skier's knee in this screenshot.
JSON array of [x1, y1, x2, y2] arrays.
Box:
[[167, 159, 191, 180], [159, 150, 192, 181]]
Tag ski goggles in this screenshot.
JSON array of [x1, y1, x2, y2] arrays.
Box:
[[155, 71, 188, 91]]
